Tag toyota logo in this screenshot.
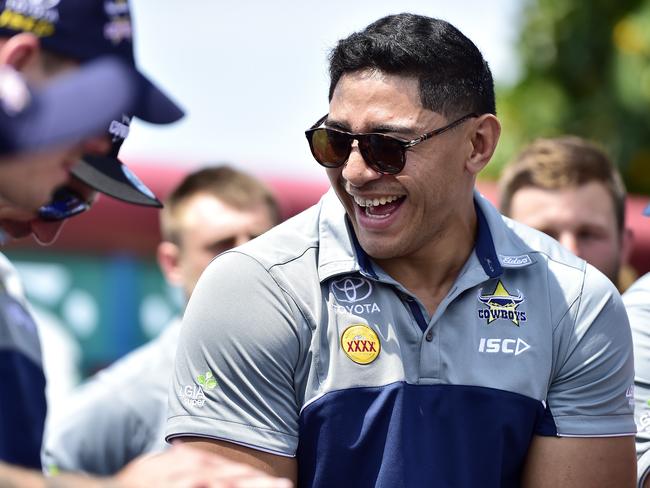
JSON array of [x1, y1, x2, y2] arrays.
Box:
[[330, 277, 373, 303]]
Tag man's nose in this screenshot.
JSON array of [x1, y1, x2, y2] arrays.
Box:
[[341, 143, 381, 187]]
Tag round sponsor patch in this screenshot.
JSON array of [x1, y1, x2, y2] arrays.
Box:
[[341, 324, 381, 365]]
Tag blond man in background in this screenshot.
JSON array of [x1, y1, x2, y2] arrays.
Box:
[[43, 165, 281, 476], [499, 135, 635, 290]]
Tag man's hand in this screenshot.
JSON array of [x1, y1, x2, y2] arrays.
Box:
[[113, 444, 294, 488]]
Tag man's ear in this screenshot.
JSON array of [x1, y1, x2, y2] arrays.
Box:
[[466, 114, 501, 175], [157, 241, 183, 287], [0, 32, 40, 70]]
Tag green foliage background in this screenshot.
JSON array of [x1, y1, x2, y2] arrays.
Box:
[[487, 0, 650, 195]]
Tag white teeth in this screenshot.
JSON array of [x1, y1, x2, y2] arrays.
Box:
[[353, 195, 400, 207]]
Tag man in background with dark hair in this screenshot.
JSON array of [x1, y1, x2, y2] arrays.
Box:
[[166, 13, 635, 487], [43, 165, 281, 476], [499, 136, 634, 290]]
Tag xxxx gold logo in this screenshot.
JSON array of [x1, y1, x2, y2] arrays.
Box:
[[341, 324, 380, 365]]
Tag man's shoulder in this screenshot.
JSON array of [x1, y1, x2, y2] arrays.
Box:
[[501, 216, 585, 271], [216, 192, 348, 281], [237, 200, 325, 264], [69, 320, 180, 413], [624, 272, 650, 303], [487, 207, 609, 309]]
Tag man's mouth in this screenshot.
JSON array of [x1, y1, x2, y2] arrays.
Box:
[[352, 194, 405, 218]]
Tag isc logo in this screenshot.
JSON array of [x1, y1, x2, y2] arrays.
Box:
[[478, 337, 530, 356]]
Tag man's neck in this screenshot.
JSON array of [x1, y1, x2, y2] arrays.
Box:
[[376, 203, 478, 317]]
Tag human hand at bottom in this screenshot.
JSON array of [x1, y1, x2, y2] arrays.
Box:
[[114, 443, 294, 488]]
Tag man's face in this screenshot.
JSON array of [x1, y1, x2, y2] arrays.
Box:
[[325, 69, 475, 261], [0, 144, 84, 212], [0, 41, 111, 242], [0, 169, 98, 244], [508, 181, 625, 283], [175, 193, 276, 299]]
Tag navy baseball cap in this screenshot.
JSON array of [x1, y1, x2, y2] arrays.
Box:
[[0, 0, 183, 124], [0, 0, 178, 206], [0, 56, 137, 156], [644, 203, 650, 217]]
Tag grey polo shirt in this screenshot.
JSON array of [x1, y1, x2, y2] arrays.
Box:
[[42, 318, 181, 475], [623, 272, 650, 486], [167, 190, 634, 488]]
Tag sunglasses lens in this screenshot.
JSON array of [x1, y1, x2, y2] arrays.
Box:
[[38, 188, 90, 222], [362, 135, 405, 175], [308, 129, 351, 168]]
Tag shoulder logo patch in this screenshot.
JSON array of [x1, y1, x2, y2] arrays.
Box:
[[498, 254, 532, 267], [341, 324, 380, 365], [477, 280, 527, 326], [178, 370, 218, 408], [197, 371, 218, 390]]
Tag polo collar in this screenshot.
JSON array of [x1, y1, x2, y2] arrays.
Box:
[[316, 189, 535, 283]]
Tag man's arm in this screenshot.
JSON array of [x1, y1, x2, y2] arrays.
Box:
[[1, 444, 294, 488], [166, 253, 303, 475], [177, 438, 298, 484], [521, 435, 636, 487]]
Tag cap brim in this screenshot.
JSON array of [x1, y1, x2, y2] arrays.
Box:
[[72, 155, 162, 208], [132, 71, 184, 125], [7, 57, 137, 154]]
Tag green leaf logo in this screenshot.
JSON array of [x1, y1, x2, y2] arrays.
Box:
[[197, 370, 218, 390]]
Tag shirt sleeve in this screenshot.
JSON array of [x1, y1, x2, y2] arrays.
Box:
[[166, 251, 302, 456], [545, 264, 635, 437]]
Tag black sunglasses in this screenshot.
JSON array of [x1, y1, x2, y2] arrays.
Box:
[[305, 112, 477, 175], [38, 187, 90, 222]]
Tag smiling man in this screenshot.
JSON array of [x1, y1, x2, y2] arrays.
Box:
[[166, 14, 636, 487]]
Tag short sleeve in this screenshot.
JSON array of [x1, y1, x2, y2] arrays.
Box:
[[546, 264, 635, 437], [165, 251, 301, 456]]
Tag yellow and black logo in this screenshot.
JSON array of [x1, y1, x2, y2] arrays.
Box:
[[341, 324, 381, 365], [477, 280, 527, 326]]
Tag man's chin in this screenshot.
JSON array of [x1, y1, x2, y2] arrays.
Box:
[[0, 219, 65, 245]]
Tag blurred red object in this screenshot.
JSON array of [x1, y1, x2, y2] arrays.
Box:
[[4, 162, 650, 277]]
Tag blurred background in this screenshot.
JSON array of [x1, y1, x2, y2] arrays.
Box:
[[3, 0, 650, 408]]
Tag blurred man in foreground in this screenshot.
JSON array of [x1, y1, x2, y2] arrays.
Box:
[[0, 57, 137, 470], [499, 136, 634, 289], [43, 165, 281, 475], [0, 65, 291, 488], [0, 0, 185, 243]]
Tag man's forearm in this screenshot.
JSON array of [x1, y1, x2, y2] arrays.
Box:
[[0, 462, 120, 488]]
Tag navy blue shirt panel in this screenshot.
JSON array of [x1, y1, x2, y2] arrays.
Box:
[[0, 349, 46, 469], [297, 382, 549, 488]]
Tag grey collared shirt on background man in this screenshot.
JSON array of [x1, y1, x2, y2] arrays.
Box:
[[42, 318, 181, 475]]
